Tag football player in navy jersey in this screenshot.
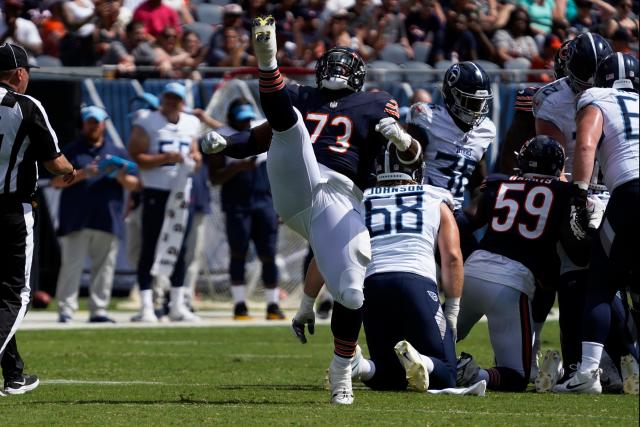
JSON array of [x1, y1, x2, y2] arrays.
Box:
[[200, 16, 421, 405], [405, 61, 496, 259], [455, 136, 574, 392], [554, 53, 639, 395]]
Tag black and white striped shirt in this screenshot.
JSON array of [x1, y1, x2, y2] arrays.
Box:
[[0, 82, 60, 200]]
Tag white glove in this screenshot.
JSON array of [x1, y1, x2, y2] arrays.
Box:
[[292, 294, 316, 344], [375, 117, 412, 151], [200, 130, 227, 154], [586, 194, 606, 229], [444, 297, 460, 342]]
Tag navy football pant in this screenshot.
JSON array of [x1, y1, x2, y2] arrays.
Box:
[[137, 189, 190, 291], [362, 272, 456, 390], [583, 179, 639, 347]]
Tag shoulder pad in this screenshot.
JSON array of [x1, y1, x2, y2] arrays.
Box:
[[577, 88, 609, 112], [423, 184, 455, 209], [532, 78, 570, 117]]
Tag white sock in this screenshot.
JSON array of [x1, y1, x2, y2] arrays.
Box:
[[231, 285, 246, 304], [170, 286, 185, 312], [582, 341, 604, 372], [358, 359, 376, 381], [140, 289, 153, 311], [333, 353, 351, 368], [419, 354, 435, 374], [264, 288, 279, 305]]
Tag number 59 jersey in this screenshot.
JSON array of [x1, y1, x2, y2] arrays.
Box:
[[407, 102, 496, 209], [363, 184, 453, 282], [476, 174, 572, 284]]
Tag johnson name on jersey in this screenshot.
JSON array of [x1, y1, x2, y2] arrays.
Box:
[[135, 110, 200, 191], [475, 174, 572, 286], [363, 184, 453, 282], [287, 84, 399, 191], [577, 88, 639, 191], [407, 102, 496, 209]]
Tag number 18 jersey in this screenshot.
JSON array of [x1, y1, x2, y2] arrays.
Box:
[[476, 174, 572, 284], [363, 184, 453, 282]]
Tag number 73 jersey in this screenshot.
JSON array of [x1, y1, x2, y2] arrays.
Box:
[[407, 103, 496, 209], [476, 174, 572, 284]]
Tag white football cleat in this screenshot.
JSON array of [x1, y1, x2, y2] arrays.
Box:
[[130, 309, 157, 323], [553, 366, 602, 394], [252, 15, 277, 68], [535, 349, 563, 392], [328, 357, 354, 405], [394, 340, 429, 392], [169, 305, 200, 322], [530, 349, 541, 383], [620, 355, 639, 395]]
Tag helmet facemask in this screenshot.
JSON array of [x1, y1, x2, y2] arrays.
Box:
[[316, 48, 366, 92], [447, 87, 492, 127]]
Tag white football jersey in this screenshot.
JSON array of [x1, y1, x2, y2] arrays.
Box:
[[407, 103, 496, 209], [577, 88, 639, 191], [532, 78, 577, 173], [135, 110, 200, 191], [363, 184, 453, 282]]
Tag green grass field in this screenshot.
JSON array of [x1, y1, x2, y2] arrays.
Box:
[[1, 320, 637, 426]]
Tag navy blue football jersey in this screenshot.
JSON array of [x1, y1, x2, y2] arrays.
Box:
[[474, 174, 572, 283], [287, 85, 400, 190]]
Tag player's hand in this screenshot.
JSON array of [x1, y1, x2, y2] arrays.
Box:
[[164, 151, 184, 164], [291, 308, 315, 344], [375, 117, 412, 151], [569, 182, 589, 241], [444, 298, 460, 342], [62, 168, 77, 184], [200, 130, 227, 154]]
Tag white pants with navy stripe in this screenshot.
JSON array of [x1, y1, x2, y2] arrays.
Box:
[[0, 201, 34, 381], [266, 108, 371, 309]]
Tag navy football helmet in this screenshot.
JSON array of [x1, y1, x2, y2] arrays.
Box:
[[315, 46, 366, 92], [595, 52, 639, 91], [553, 39, 572, 80], [442, 61, 493, 127], [375, 142, 423, 183], [517, 135, 565, 177], [565, 32, 612, 93]]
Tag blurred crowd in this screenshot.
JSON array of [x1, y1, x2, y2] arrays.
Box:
[[1, 0, 638, 81]]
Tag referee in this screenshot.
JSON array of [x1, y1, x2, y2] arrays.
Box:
[[0, 43, 76, 396]]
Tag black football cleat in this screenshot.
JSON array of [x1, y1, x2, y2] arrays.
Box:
[[266, 303, 286, 320], [4, 374, 40, 395]]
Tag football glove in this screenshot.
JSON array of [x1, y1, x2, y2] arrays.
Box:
[[291, 294, 316, 344], [444, 298, 460, 342], [292, 311, 315, 344], [375, 117, 412, 151], [200, 130, 227, 154], [569, 182, 589, 241]]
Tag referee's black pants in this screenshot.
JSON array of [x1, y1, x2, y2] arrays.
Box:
[[0, 197, 34, 383]]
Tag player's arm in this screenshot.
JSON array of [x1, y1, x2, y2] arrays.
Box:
[[567, 105, 603, 242], [535, 118, 566, 147], [200, 122, 272, 158], [572, 105, 603, 186], [438, 202, 464, 340], [292, 257, 324, 344], [208, 154, 257, 185], [43, 155, 76, 184], [468, 156, 488, 198], [190, 138, 202, 170], [128, 125, 182, 169], [375, 117, 422, 163]]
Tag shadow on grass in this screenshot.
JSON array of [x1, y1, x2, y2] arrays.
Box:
[[25, 398, 321, 406]]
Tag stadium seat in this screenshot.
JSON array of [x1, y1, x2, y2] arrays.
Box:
[[208, 0, 232, 4], [36, 55, 63, 67], [368, 60, 403, 82], [503, 57, 531, 82], [434, 59, 452, 79], [412, 42, 432, 64], [402, 61, 435, 85], [474, 59, 501, 73], [183, 22, 215, 48], [196, 4, 223, 25], [379, 43, 409, 65]]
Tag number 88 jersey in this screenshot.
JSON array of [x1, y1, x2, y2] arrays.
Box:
[[363, 184, 453, 283], [476, 174, 572, 284]]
